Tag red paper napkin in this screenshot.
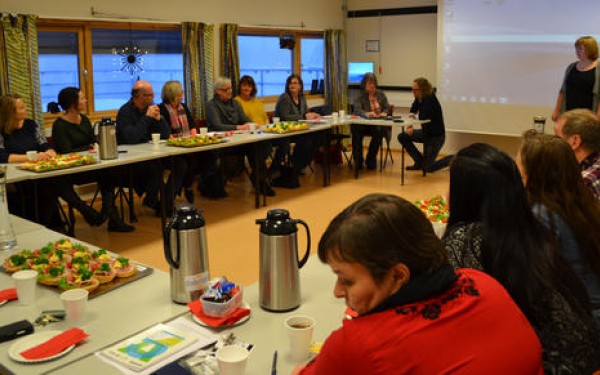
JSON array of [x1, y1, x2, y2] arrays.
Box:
[[19, 328, 88, 360], [188, 300, 250, 327], [0, 288, 18, 303]]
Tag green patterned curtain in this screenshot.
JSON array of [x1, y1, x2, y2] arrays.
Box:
[[220, 23, 240, 94], [324, 29, 349, 137], [0, 14, 42, 124], [182, 22, 214, 121]]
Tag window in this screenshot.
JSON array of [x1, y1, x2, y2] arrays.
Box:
[[38, 20, 182, 122], [238, 29, 324, 98]]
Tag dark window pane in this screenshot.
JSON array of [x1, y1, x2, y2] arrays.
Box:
[[38, 31, 80, 112], [239, 35, 292, 97], [91, 29, 183, 111], [301, 38, 324, 92]]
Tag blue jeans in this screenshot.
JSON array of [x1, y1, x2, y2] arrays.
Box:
[[398, 129, 447, 171]]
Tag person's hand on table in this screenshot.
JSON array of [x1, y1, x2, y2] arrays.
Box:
[[378, 112, 388, 118], [406, 126, 414, 136], [306, 112, 320, 120], [366, 111, 377, 118], [237, 123, 251, 130], [38, 150, 56, 160]]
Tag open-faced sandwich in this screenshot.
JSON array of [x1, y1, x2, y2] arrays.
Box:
[[37, 264, 68, 286], [114, 257, 136, 278], [93, 262, 116, 284], [59, 266, 100, 292]]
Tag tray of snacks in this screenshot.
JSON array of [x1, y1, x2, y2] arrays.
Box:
[[19, 153, 96, 173], [166, 135, 224, 148], [1, 238, 153, 299], [263, 121, 311, 134], [415, 195, 449, 238]]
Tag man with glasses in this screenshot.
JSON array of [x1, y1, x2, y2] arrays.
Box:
[[116, 80, 170, 213], [555, 108, 600, 200], [206, 77, 275, 196]]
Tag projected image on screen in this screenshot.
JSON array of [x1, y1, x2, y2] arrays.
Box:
[[438, 0, 600, 135]]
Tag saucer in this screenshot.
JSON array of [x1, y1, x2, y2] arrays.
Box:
[[9, 330, 75, 363], [191, 302, 251, 328]]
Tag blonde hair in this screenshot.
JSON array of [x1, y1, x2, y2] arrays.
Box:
[[0, 94, 22, 135], [575, 36, 599, 60], [161, 81, 183, 105]]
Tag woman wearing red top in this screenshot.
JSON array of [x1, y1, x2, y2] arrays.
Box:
[[296, 194, 544, 375]]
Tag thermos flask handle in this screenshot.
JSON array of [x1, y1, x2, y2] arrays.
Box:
[[163, 220, 180, 269], [295, 219, 311, 269]]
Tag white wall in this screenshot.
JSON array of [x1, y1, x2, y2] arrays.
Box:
[[1, 0, 344, 28]]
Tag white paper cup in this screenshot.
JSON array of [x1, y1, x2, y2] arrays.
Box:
[[12, 270, 38, 305], [60, 288, 89, 322], [26, 151, 37, 161], [285, 315, 316, 362], [216, 345, 249, 375], [248, 123, 257, 132], [272, 117, 280, 124], [338, 110, 346, 119], [200, 127, 208, 135], [331, 113, 339, 123], [151, 133, 161, 145]]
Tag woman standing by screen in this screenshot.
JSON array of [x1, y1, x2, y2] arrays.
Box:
[[552, 36, 600, 122]]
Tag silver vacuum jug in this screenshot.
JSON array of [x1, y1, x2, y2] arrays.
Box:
[[256, 209, 311, 311], [96, 117, 118, 160], [164, 205, 210, 304]]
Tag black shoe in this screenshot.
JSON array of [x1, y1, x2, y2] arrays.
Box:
[[272, 173, 300, 189], [184, 188, 195, 203], [80, 205, 106, 227], [366, 161, 377, 170], [259, 184, 276, 197], [406, 164, 423, 171], [108, 219, 135, 232]]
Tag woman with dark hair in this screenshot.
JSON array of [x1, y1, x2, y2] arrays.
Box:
[[351, 72, 390, 170], [272, 74, 321, 188], [234, 75, 268, 125], [552, 36, 600, 122], [398, 77, 450, 172], [443, 143, 600, 374], [0, 94, 103, 228], [52, 87, 134, 232], [517, 130, 600, 328], [295, 193, 544, 374]]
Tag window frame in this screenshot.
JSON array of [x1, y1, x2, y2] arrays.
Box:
[[238, 27, 324, 102], [37, 19, 181, 127]]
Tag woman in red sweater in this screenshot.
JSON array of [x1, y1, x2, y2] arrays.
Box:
[[296, 194, 544, 375]]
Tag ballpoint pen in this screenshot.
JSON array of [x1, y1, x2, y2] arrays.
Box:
[[271, 350, 278, 375]]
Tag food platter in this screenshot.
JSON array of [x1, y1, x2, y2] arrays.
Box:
[[415, 195, 449, 223], [166, 135, 225, 148], [19, 153, 96, 173], [1, 238, 153, 299], [263, 121, 311, 134]]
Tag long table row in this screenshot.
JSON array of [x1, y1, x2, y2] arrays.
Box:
[[0, 216, 344, 375]]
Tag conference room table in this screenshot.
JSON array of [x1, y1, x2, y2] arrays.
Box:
[[0, 217, 345, 375], [345, 116, 430, 185], [2, 121, 335, 228]]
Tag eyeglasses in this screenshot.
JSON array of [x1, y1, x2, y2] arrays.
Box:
[[142, 93, 155, 97]]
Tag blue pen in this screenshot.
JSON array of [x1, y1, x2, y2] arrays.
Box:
[[271, 350, 278, 375]]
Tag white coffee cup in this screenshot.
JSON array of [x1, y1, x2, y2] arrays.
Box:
[[12, 270, 38, 305], [272, 117, 281, 124], [338, 110, 346, 119], [216, 345, 250, 375], [248, 123, 257, 132], [200, 127, 208, 135], [285, 315, 316, 362], [26, 151, 38, 161], [60, 288, 89, 323], [151, 133, 161, 145], [331, 112, 339, 123]]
